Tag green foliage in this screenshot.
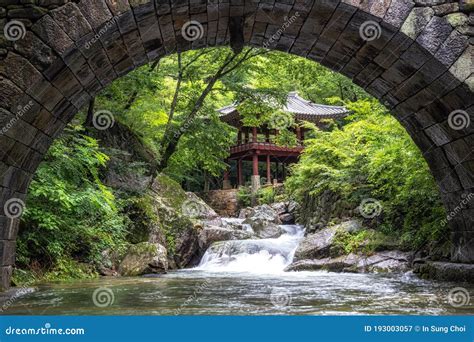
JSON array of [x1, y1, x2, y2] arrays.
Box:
[[17, 126, 128, 280], [258, 187, 276, 205], [286, 99, 446, 250], [330, 229, 397, 256], [121, 194, 158, 244], [237, 186, 252, 207]]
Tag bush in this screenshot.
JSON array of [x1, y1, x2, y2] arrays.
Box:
[[16, 126, 129, 281], [258, 186, 275, 204], [237, 186, 252, 207], [286, 99, 446, 250]]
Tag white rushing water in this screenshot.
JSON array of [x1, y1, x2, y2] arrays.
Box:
[[195, 223, 305, 274]]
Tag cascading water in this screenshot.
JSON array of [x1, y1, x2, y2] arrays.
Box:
[[195, 221, 305, 274]]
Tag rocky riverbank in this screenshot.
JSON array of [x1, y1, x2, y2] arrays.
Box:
[[109, 180, 416, 277]]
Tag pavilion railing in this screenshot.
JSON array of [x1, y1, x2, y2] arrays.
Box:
[[229, 142, 304, 154]]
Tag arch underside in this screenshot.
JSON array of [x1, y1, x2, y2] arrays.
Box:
[[0, 0, 472, 289]]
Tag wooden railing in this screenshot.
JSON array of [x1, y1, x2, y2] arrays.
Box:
[[229, 142, 304, 154]]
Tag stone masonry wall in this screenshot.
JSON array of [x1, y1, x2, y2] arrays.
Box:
[[0, 0, 472, 290]]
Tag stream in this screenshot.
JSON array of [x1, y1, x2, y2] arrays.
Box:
[[2, 222, 474, 315]]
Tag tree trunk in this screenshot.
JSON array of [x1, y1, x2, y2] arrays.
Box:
[[85, 98, 95, 128]]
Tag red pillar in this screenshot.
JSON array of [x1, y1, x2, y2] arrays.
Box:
[[266, 155, 271, 184], [252, 153, 259, 176], [237, 129, 242, 145], [252, 127, 258, 143]]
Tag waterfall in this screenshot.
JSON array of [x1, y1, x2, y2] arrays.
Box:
[[195, 224, 305, 274]]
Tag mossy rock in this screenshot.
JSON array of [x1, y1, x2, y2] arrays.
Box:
[[119, 242, 168, 276]]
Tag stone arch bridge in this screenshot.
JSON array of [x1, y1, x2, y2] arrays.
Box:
[[0, 0, 473, 289]]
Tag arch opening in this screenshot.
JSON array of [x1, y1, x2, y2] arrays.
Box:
[[0, 0, 472, 290]]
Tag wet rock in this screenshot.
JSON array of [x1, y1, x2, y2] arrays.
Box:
[[184, 192, 220, 221], [97, 249, 121, 276], [285, 254, 360, 272], [414, 261, 474, 282], [286, 251, 411, 273], [220, 219, 252, 232], [279, 213, 295, 225], [337, 219, 363, 233], [198, 226, 254, 250], [293, 227, 338, 260], [270, 201, 298, 224], [294, 220, 363, 261], [119, 242, 168, 276], [360, 251, 412, 273], [173, 226, 200, 268], [242, 204, 284, 238]]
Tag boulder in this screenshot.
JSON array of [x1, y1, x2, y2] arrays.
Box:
[[242, 204, 284, 238], [173, 226, 200, 268], [294, 227, 337, 260], [119, 242, 168, 276], [238, 207, 252, 219], [336, 219, 363, 233], [97, 249, 121, 276], [360, 251, 411, 273], [198, 226, 254, 250], [285, 254, 360, 272], [270, 201, 298, 224], [286, 251, 411, 274], [294, 220, 364, 261], [279, 213, 295, 225], [270, 202, 287, 215], [414, 261, 474, 282], [183, 192, 219, 221], [221, 218, 253, 232]]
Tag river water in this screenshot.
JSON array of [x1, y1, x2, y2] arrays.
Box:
[[2, 223, 473, 315]]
